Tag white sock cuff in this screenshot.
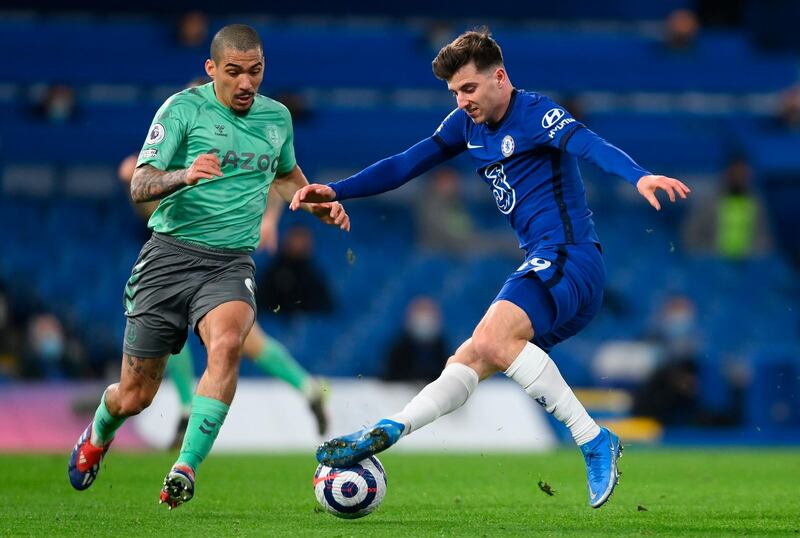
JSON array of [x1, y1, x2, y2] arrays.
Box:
[[504, 342, 548, 381], [443, 362, 480, 394]]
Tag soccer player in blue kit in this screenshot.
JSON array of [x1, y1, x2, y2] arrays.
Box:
[[292, 29, 690, 508]]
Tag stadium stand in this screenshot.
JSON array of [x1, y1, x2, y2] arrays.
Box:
[[1, 13, 798, 436]]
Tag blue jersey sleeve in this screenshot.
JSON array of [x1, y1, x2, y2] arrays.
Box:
[[563, 127, 651, 186], [328, 137, 453, 200], [526, 95, 650, 186]]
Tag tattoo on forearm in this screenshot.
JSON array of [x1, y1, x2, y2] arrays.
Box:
[[130, 165, 188, 203]]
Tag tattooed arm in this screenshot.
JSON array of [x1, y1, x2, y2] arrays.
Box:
[[130, 153, 222, 203], [130, 165, 189, 203]]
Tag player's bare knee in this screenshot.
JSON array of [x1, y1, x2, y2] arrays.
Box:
[[208, 331, 244, 359], [471, 329, 506, 369]]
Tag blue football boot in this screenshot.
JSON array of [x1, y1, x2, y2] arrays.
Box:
[[580, 427, 623, 508], [316, 418, 405, 467]]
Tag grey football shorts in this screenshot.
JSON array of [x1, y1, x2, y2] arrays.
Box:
[[122, 232, 257, 358]]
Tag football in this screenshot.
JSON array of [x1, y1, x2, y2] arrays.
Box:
[[313, 456, 388, 519]]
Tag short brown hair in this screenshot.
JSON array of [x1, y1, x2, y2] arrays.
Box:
[[432, 28, 504, 81]]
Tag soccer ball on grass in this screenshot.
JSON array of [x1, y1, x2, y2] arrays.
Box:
[[313, 456, 387, 519]]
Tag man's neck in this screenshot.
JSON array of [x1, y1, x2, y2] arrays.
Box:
[[488, 86, 515, 126]]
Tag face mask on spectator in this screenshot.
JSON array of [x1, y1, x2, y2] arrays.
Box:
[[408, 311, 441, 343]]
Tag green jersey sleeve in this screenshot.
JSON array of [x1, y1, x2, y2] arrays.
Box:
[[136, 94, 195, 171], [276, 107, 297, 175]]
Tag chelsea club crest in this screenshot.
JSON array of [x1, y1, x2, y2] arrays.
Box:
[[501, 135, 515, 157]]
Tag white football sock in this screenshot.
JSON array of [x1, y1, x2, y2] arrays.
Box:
[[505, 342, 600, 446], [390, 363, 479, 436]]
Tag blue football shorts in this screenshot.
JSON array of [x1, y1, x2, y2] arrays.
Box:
[[493, 242, 605, 352]]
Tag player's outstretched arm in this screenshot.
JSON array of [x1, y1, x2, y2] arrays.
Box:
[[563, 128, 690, 210], [130, 153, 222, 203], [292, 137, 453, 208], [273, 165, 350, 232], [636, 175, 691, 211]]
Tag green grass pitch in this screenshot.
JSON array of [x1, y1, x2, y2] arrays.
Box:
[[1, 449, 798, 537]]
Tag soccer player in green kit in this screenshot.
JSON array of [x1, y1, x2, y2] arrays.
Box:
[[118, 154, 331, 447], [68, 24, 350, 509]]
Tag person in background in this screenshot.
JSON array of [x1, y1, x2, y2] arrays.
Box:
[[416, 166, 518, 257], [383, 296, 449, 383], [683, 157, 772, 258], [633, 295, 742, 426], [663, 9, 700, 52], [257, 225, 335, 315], [24, 313, 79, 380], [31, 84, 78, 124], [175, 11, 210, 49]]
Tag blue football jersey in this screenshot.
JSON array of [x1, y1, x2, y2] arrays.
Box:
[[433, 89, 600, 254]]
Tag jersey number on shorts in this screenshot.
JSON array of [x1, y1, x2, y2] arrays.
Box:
[[517, 257, 552, 272]]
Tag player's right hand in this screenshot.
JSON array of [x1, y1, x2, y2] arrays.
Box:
[[290, 184, 336, 210], [185, 153, 222, 185]]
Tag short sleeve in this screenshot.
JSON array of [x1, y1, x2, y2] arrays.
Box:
[[431, 108, 467, 153], [276, 107, 297, 175], [526, 95, 585, 151], [136, 95, 191, 170]]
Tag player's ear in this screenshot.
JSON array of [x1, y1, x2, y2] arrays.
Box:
[[205, 59, 216, 78], [495, 67, 506, 87]]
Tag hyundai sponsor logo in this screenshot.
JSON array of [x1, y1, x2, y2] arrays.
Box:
[[541, 108, 565, 129]]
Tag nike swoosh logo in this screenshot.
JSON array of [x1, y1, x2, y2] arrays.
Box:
[[313, 473, 339, 486], [466, 142, 483, 149]]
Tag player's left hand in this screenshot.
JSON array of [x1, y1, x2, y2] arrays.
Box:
[[636, 175, 691, 211], [308, 201, 351, 232]]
